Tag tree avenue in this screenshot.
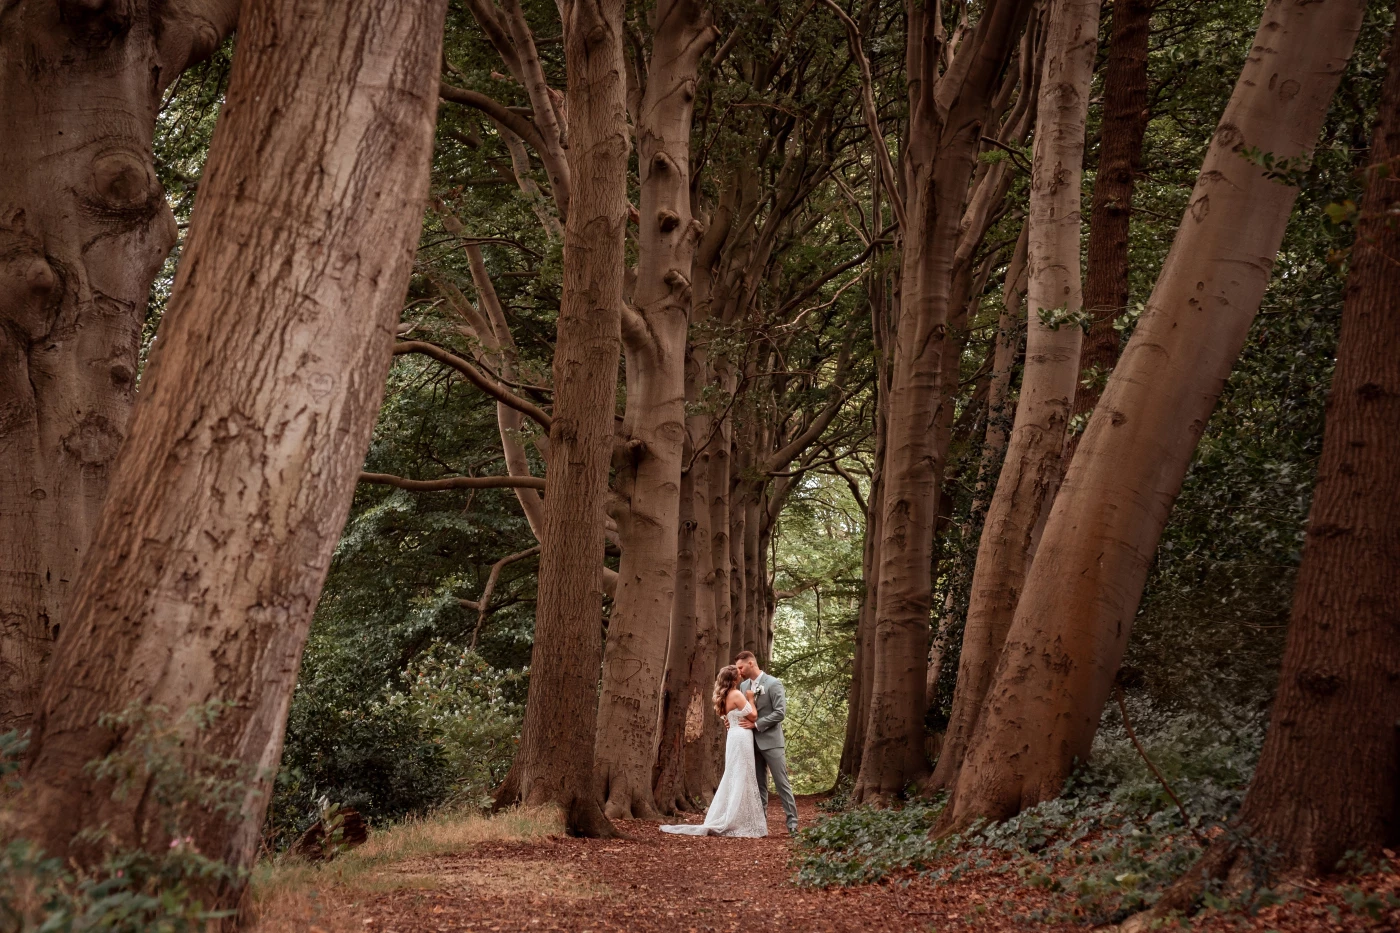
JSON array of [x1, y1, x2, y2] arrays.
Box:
[[0, 0, 1396, 927]]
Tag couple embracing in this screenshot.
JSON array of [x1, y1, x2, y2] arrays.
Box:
[[660, 650, 799, 838]]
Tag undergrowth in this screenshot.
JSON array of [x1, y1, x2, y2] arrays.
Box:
[[0, 706, 248, 932], [794, 709, 1269, 924]]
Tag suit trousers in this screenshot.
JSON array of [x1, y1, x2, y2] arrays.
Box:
[[753, 743, 799, 831]]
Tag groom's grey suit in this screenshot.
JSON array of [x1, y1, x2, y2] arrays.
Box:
[[740, 672, 799, 833]]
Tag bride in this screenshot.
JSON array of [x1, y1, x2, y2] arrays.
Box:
[[659, 664, 768, 837]]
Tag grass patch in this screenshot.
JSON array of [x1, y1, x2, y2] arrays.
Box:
[[245, 806, 562, 931]]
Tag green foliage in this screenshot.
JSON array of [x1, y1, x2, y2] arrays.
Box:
[[791, 801, 941, 887], [385, 647, 525, 810], [795, 708, 1265, 924], [1035, 304, 1094, 333], [0, 715, 244, 932], [771, 473, 866, 793]]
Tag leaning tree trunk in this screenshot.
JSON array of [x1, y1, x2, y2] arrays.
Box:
[[1064, 0, 1152, 465], [0, 0, 238, 732], [593, 0, 713, 820], [945, 0, 1367, 828], [930, 0, 1099, 794], [12, 0, 446, 899], [1155, 24, 1400, 903], [499, 0, 629, 838], [856, 0, 1031, 804]]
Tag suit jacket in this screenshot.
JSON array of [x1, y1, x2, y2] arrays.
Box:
[[740, 672, 786, 751]]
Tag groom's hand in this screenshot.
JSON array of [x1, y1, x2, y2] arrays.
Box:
[[738, 719, 755, 730]]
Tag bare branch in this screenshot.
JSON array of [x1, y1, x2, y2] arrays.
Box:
[[360, 472, 547, 491], [394, 340, 553, 430], [820, 0, 908, 232], [440, 82, 549, 154], [464, 544, 542, 648]]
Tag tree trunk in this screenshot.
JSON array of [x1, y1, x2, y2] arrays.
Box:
[[930, 0, 1099, 794], [12, 0, 445, 896], [1158, 27, 1400, 901], [841, 460, 883, 783], [840, 268, 892, 783], [0, 0, 238, 732], [742, 490, 762, 656], [499, 0, 630, 838], [705, 378, 736, 790], [728, 440, 749, 664], [971, 222, 1029, 517], [651, 451, 698, 814], [680, 358, 716, 801], [1064, 0, 1152, 465], [945, 0, 1367, 828], [593, 0, 713, 820], [856, 0, 1032, 804]]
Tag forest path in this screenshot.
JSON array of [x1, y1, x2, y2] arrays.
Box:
[[348, 796, 1040, 933]]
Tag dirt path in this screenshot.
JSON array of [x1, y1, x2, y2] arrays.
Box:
[[349, 797, 1062, 933], [336, 797, 1398, 933]]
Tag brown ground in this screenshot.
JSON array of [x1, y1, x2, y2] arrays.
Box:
[[313, 798, 1398, 933]]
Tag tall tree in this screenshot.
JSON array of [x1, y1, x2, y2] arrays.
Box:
[[0, 0, 239, 731], [11, 0, 446, 899], [1064, 0, 1154, 464], [931, 0, 1100, 793], [500, 0, 628, 837], [857, 0, 1033, 803], [593, 0, 716, 821], [1155, 19, 1400, 903], [944, 0, 1368, 828]]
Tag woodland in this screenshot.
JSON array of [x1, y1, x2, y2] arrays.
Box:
[[0, 0, 1398, 929]]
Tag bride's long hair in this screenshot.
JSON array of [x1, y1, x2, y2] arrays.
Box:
[[713, 664, 741, 718]]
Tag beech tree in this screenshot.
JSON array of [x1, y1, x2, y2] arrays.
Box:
[[0, 0, 239, 732], [1148, 21, 1400, 906], [930, 0, 1099, 794], [496, 0, 629, 837], [593, 0, 716, 821], [11, 0, 446, 899], [856, 0, 1034, 803], [945, 0, 1368, 828], [1063, 0, 1153, 464]]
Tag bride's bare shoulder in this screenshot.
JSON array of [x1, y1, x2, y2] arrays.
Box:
[[725, 688, 747, 709]]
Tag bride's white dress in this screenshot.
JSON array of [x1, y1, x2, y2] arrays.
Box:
[[659, 702, 767, 837]]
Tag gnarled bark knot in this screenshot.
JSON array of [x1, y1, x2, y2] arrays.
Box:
[[663, 269, 691, 292]]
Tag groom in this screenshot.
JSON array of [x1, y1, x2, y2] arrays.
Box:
[[734, 650, 799, 834]]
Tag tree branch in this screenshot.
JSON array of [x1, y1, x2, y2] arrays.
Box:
[[464, 544, 542, 648], [394, 340, 552, 430], [360, 472, 546, 491], [820, 0, 908, 232]]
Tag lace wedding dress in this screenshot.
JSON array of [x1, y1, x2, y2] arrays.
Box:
[[660, 702, 768, 837]]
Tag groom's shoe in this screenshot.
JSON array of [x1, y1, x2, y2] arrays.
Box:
[[786, 821, 799, 835]]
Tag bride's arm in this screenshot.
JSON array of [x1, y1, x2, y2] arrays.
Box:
[[743, 690, 758, 722]]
